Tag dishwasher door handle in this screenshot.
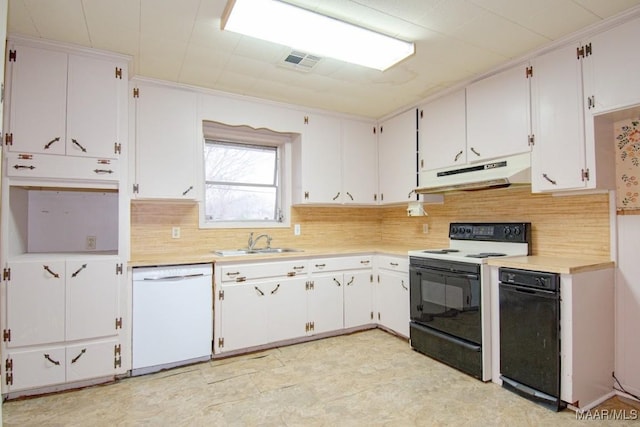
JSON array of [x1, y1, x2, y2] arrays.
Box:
[[142, 273, 206, 281]]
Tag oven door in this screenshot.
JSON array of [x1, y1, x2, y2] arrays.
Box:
[[409, 260, 481, 344]]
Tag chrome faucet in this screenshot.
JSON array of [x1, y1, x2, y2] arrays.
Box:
[[248, 232, 272, 251]]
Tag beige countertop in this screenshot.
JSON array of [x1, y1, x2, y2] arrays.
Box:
[[128, 245, 413, 267], [487, 255, 615, 274]]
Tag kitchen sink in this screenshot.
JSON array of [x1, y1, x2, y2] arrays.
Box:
[[214, 248, 304, 256]]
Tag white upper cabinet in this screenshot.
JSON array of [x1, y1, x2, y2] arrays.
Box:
[[582, 16, 640, 113], [378, 109, 417, 204], [530, 43, 587, 192], [6, 42, 126, 160], [293, 113, 343, 204], [341, 119, 377, 204], [132, 81, 198, 199], [466, 63, 531, 162], [418, 89, 467, 171]]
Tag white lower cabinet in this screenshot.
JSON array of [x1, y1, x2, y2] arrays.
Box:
[[375, 256, 410, 337], [214, 255, 376, 355], [2, 256, 123, 394]]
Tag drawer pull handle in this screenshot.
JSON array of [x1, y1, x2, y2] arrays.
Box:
[[71, 264, 87, 278], [226, 272, 240, 276], [333, 278, 342, 287], [315, 264, 326, 268], [271, 284, 280, 294], [401, 280, 408, 290], [182, 186, 194, 196], [71, 138, 87, 152], [346, 192, 354, 200], [390, 262, 399, 267], [44, 354, 61, 366], [470, 147, 481, 157], [254, 286, 264, 296], [44, 136, 60, 150], [360, 260, 370, 265], [454, 150, 463, 161], [43, 265, 60, 278], [542, 173, 557, 185], [94, 169, 114, 174], [293, 266, 305, 270], [287, 272, 296, 277], [332, 192, 341, 201], [71, 348, 87, 364], [236, 277, 247, 282], [346, 277, 354, 286], [13, 164, 35, 170]]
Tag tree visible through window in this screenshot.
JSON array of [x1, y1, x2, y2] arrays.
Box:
[[204, 140, 280, 222]]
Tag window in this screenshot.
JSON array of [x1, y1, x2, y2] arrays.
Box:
[[201, 122, 292, 228]]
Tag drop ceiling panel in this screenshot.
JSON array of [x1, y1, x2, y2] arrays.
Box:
[[20, 0, 90, 45], [7, 0, 38, 36], [139, 0, 200, 41], [138, 34, 188, 81], [574, 0, 640, 18]]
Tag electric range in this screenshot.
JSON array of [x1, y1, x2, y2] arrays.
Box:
[[408, 222, 531, 381]]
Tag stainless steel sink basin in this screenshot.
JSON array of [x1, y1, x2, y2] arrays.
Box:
[[214, 248, 303, 256]]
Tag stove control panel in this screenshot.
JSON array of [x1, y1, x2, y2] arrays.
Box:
[[449, 222, 530, 243]]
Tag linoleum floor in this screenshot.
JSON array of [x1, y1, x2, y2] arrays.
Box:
[[3, 329, 639, 426]]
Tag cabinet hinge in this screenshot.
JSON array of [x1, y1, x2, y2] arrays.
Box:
[[8, 50, 16, 62], [310, 321, 314, 331], [4, 133, 13, 146], [114, 355, 122, 369], [218, 290, 224, 300], [115, 317, 123, 330], [5, 358, 13, 371], [528, 134, 535, 146], [133, 183, 139, 194], [380, 125, 383, 133], [380, 193, 384, 201], [114, 142, 122, 155], [420, 109, 424, 119], [304, 191, 309, 200], [305, 322, 315, 332], [370, 274, 373, 283], [525, 66, 533, 78], [305, 281, 309, 291], [218, 337, 224, 348], [3, 329, 10, 342], [304, 116, 309, 125], [587, 95, 596, 109], [114, 344, 121, 356], [377, 274, 380, 283], [5, 372, 13, 386], [576, 43, 592, 60], [373, 126, 376, 134], [115, 67, 123, 79], [305, 322, 309, 332], [581, 168, 590, 182], [370, 311, 374, 320], [378, 312, 381, 321], [3, 267, 10, 281], [116, 263, 123, 275], [133, 87, 140, 98]]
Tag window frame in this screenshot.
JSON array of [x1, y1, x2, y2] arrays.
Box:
[[199, 121, 292, 229]]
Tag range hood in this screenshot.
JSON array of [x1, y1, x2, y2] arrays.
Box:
[[415, 152, 531, 194]]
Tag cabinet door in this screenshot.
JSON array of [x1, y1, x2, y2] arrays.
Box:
[[66, 339, 118, 383], [466, 64, 531, 162], [418, 90, 467, 171], [134, 83, 198, 199], [584, 17, 640, 113], [7, 45, 67, 155], [6, 346, 66, 392], [298, 113, 342, 203], [344, 271, 373, 328], [67, 54, 124, 159], [218, 283, 268, 352], [378, 109, 417, 204], [6, 260, 65, 347], [531, 43, 586, 192], [377, 271, 410, 337], [266, 278, 307, 342], [308, 275, 344, 334], [341, 119, 377, 204], [66, 259, 119, 341]]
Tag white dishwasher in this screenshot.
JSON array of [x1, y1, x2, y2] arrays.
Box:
[[132, 263, 213, 376]]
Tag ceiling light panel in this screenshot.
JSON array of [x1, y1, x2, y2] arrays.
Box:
[[221, 0, 415, 71]]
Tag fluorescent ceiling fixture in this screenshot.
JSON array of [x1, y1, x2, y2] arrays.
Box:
[[222, 0, 415, 71]]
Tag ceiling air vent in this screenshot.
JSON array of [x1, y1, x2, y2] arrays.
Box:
[[280, 50, 321, 72]]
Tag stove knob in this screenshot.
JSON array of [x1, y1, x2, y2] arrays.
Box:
[[466, 227, 472, 234], [514, 227, 521, 235], [451, 226, 458, 234], [504, 226, 511, 235]]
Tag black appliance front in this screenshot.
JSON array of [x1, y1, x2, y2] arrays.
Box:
[[499, 268, 564, 411], [409, 257, 483, 379]]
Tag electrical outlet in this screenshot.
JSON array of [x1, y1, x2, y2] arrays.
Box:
[[294, 224, 301, 236], [86, 236, 97, 250], [172, 227, 181, 239], [422, 224, 429, 234]]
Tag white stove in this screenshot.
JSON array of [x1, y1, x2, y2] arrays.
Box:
[[408, 222, 531, 381]]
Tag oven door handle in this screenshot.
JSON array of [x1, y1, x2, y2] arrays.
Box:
[[411, 323, 481, 352], [414, 268, 479, 281]]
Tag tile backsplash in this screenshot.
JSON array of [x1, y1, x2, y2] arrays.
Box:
[[615, 117, 640, 210]]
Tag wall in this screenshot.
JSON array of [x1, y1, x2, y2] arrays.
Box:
[[131, 185, 610, 259]]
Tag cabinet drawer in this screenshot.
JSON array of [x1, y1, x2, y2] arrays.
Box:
[[311, 256, 373, 273], [377, 255, 409, 272], [219, 260, 309, 282], [66, 339, 118, 383], [6, 152, 120, 182]]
